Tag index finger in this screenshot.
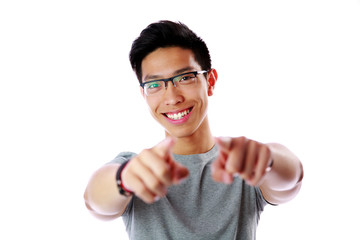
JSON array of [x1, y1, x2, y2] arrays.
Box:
[[152, 137, 176, 160], [215, 137, 232, 154], [211, 151, 233, 184]]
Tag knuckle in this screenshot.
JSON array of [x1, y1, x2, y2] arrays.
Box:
[[131, 156, 142, 166], [148, 179, 162, 190], [128, 159, 141, 173], [260, 144, 270, 154], [157, 165, 170, 178], [255, 170, 264, 180], [142, 195, 155, 204], [234, 136, 246, 147], [139, 149, 151, 159], [244, 168, 255, 179], [248, 140, 258, 149], [225, 161, 238, 174], [226, 165, 238, 174], [242, 172, 251, 180], [136, 184, 147, 196], [239, 136, 247, 142], [212, 174, 223, 183], [211, 161, 219, 172], [265, 147, 271, 158], [254, 174, 265, 186]]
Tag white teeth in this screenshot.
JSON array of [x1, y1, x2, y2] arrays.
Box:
[[166, 109, 191, 120]]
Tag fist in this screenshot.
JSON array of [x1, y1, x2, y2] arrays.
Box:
[[212, 136, 273, 186], [121, 138, 189, 203]]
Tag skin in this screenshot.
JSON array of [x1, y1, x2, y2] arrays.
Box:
[[84, 46, 303, 220]]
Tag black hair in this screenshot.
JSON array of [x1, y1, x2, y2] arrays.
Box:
[[129, 20, 212, 84]]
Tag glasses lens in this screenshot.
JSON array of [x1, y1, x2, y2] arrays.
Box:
[[144, 81, 163, 95], [174, 72, 197, 86]]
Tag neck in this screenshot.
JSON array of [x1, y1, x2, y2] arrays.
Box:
[[166, 117, 215, 155]]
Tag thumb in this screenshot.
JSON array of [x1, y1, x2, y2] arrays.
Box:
[[152, 137, 175, 159]]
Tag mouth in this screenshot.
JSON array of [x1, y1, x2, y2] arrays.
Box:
[[163, 107, 193, 121]]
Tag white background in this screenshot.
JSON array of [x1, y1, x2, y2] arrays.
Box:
[[1, 0, 359, 239]]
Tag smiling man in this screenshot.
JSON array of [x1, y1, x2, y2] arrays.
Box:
[[84, 20, 304, 240]]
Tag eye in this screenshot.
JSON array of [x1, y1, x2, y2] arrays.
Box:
[[180, 76, 192, 81], [178, 73, 196, 84], [146, 81, 161, 89]]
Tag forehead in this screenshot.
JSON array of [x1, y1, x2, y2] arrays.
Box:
[[141, 47, 201, 81]]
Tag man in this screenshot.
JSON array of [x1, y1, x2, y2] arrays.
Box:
[[84, 20, 304, 239]]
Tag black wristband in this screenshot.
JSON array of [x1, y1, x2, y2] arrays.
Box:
[[116, 160, 133, 197]]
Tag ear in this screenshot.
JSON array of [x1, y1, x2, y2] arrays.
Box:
[[207, 69, 218, 96]]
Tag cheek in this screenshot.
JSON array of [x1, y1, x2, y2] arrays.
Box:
[[189, 90, 209, 116], [146, 98, 162, 118], [189, 82, 208, 98], [194, 86, 209, 103]]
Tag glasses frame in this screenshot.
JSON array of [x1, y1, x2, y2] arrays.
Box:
[[140, 70, 209, 96]]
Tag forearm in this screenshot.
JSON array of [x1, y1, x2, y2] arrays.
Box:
[[84, 164, 131, 219], [260, 143, 304, 204]]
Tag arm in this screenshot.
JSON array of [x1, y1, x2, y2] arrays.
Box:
[[211, 137, 303, 205], [259, 143, 304, 204], [84, 164, 132, 220], [84, 138, 189, 220]]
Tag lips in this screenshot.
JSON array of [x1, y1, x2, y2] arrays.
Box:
[[163, 107, 193, 121]]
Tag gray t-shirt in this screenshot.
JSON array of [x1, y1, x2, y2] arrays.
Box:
[[111, 145, 267, 240]]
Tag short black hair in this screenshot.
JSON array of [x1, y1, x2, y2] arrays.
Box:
[[129, 20, 212, 84]]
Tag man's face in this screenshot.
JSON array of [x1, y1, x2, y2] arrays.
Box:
[[141, 47, 212, 138]]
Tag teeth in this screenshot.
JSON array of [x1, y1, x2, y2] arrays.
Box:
[[166, 109, 191, 120]]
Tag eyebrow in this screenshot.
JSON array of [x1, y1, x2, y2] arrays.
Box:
[[143, 67, 195, 82]]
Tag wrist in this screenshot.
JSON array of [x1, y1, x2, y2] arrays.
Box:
[[266, 158, 274, 173], [116, 161, 133, 197]]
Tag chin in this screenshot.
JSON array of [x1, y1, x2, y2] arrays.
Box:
[[163, 126, 195, 139]]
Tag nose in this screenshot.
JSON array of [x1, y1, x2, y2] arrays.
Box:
[[163, 81, 184, 105]]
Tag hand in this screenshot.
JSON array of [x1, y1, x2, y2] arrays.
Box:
[[211, 136, 273, 186], [121, 138, 189, 204]]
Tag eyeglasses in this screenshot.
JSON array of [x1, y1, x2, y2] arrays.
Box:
[[140, 70, 208, 96]]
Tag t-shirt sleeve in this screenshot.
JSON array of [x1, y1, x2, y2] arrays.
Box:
[[107, 152, 137, 221], [107, 151, 137, 165], [255, 187, 268, 217]]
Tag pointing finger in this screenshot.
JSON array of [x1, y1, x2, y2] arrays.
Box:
[[215, 137, 232, 154], [139, 149, 172, 186], [152, 137, 175, 159], [211, 151, 233, 184]]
